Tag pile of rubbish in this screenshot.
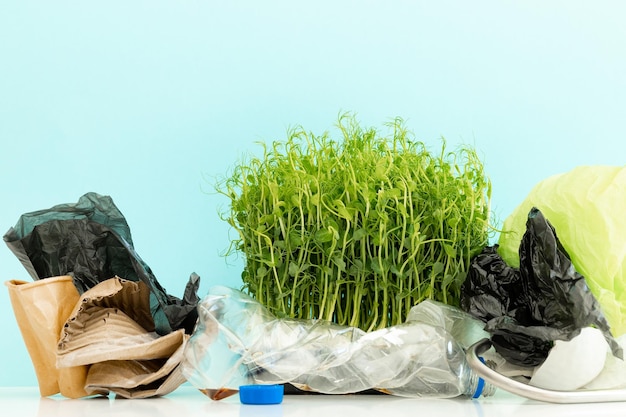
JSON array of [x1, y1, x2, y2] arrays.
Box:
[[4, 193, 199, 398], [5, 170, 626, 401]]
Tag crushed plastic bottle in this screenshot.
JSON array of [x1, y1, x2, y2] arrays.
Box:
[[331, 320, 496, 398], [181, 286, 496, 399], [372, 300, 496, 398]]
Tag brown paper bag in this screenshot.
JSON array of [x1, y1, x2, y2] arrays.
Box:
[[5, 276, 89, 398]]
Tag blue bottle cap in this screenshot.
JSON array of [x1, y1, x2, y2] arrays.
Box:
[[239, 384, 284, 405]]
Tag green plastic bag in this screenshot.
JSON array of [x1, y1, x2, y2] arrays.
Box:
[[498, 166, 626, 336]]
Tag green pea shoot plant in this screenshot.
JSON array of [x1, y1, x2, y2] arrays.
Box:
[[218, 114, 492, 332]]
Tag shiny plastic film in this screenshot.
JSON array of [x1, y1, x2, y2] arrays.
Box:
[[181, 286, 495, 400]]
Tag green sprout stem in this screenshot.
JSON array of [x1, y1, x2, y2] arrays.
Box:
[[217, 113, 493, 331]]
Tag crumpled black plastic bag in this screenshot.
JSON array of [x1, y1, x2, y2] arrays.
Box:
[[3, 192, 199, 335], [461, 207, 622, 366]]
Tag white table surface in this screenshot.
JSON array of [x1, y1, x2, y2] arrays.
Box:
[[2, 385, 626, 417]]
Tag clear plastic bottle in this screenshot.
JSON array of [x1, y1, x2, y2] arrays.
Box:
[[384, 336, 495, 398], [378, 298, 498, 398], [182, 286, 497, 399], [375, 324, 496, 398]]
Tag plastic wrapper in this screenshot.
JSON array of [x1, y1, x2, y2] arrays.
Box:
[[461, 207, 622, 366], [3, 192, 199, 335], [181, 286, 492, 399]]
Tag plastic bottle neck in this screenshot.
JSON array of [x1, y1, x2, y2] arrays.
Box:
[[465, 369, 496, 398], [464, 357, 496, 398]]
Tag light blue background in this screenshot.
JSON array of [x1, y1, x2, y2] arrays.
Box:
[[1, 1, 625, 387]]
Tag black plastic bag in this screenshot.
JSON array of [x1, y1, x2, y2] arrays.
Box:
[[461, 207, 622, 366], [3, 192, 199, 335]]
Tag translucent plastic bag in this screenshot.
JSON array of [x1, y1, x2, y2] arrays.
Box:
[[181, 286, 494, 400]]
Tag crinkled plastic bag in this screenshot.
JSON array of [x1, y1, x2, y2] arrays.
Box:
[[181, 286, 490, 399], [497, 166, 626, 336], [3, 192, 199, 335], [462, 207, 621, 366]]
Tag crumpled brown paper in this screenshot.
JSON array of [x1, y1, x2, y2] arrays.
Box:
[[56, 277, 188, 398]]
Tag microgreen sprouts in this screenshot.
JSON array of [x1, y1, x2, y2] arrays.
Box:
[[218, 114, 492, 332]]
